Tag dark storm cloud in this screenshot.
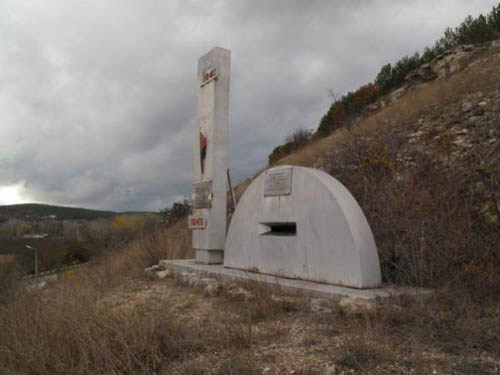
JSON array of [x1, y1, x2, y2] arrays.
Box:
[[0, 0, 494, 210]]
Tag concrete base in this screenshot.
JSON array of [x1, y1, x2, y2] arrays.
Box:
[[159, 259, 433, 302], [195, 250, 223, 264]]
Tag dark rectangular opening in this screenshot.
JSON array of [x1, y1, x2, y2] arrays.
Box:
[[260, 222, 297, 236]]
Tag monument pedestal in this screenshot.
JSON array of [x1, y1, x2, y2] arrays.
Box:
[[195, 249, 224, 265]]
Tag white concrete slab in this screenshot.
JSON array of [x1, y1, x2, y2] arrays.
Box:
[[159, 259, 433, 302]]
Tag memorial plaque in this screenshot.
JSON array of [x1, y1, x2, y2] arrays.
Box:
[[192, 180, 212, 209], [264, 167, 293, 196]]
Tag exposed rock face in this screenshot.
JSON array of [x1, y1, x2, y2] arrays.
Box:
[[431, 46, 472, 79], [406, 44, 483, 86], [405, 63, 437, 84], [403, 89, 500, 167]]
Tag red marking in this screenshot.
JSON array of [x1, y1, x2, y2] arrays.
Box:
[[200, 131, 207, 174], [190, 217, 205, 227], [203, 69, 216, 83]]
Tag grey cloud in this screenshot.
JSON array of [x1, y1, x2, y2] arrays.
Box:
[[0, 0, 494, 210]]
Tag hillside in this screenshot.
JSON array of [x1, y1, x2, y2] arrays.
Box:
[[270, 40, 500, 290], [2, 13, 500, 375], [1, 39, 498, 375], [0, 203, 117, 220]]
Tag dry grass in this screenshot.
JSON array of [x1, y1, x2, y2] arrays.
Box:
[[0, 220, 199, 374], [1, 240, 499, 373], [0, 260, 22, 302], [335, 333, 389, 372], [0, 275, 201, 374], [222, 279, 305, 322], [126, 220, 193, 269]]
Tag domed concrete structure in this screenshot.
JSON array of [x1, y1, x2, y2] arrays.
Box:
[[224, 166, 381, 288]]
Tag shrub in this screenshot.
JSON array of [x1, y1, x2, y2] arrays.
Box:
[[159, 200, 192, 225], [268, 128, 312, 165], [324, 128, 500, 295], [317, 83, 380, 137], [60, 241, 91, 265]]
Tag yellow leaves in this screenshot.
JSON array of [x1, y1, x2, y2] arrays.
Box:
[[113, 214, 144, 230], [63, 269, 75, 278]]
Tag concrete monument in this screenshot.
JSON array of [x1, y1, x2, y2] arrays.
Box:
[[224, 165, 381, 288], [188, 47, 231, 264]]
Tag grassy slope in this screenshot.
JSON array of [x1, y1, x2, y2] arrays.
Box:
[[279, 45, 500, 169]]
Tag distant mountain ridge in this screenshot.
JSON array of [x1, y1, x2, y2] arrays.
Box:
[[0, 203, 117, 220]]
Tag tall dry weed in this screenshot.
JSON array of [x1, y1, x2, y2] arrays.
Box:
[[0, 268, 202, 374]]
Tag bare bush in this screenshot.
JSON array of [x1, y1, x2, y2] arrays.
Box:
[[324, 127, 500, 296]]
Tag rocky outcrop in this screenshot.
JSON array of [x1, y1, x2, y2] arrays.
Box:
[[405, 63, 437, 84], [405, 44, 485, 86], [404, 89, 500, 167]]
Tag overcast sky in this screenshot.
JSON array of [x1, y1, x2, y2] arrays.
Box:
[[0, 1, 495, 211]]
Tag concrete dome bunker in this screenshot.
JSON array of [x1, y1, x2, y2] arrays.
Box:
[[224, 165, 381, 289]]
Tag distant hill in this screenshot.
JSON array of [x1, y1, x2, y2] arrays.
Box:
[[0, 204, 117, 220]]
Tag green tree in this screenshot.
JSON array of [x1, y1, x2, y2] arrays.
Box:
[[375, 64, 393, 94], [159, 200, 191, 224], [488, 4, 500, 32]]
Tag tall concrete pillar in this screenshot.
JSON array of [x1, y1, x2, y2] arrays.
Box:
[[189, 47, 230, 264]]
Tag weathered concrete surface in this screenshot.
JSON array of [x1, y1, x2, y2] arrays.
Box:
[[191, 47, 230, 263], [224, 165, 381, 288], [159, 259, 433, 302]]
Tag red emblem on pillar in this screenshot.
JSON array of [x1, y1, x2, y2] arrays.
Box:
[[200, 131, 207, 174]]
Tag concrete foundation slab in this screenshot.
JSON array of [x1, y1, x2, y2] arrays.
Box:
[[159, 259, 433, 302]]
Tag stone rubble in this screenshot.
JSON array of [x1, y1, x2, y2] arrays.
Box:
[[145, 263, 171, 280]]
